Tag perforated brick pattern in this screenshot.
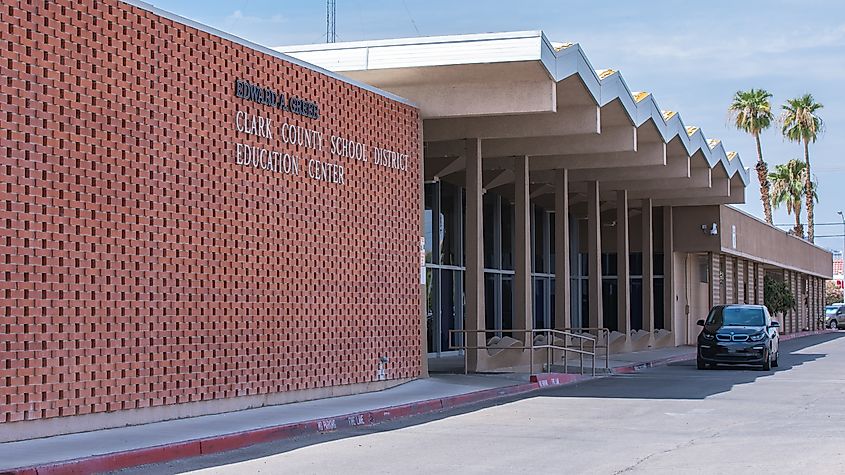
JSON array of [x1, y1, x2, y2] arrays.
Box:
[[1, 0, 421, 423]]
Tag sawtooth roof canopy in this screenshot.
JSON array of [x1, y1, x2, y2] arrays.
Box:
[[278, 31, 749, 208]]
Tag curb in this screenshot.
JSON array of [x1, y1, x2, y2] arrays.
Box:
[[6, 374, 583, 475], [6, 329, 836, 475]]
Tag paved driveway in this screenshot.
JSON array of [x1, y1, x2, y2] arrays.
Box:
[[118, 332, 845, 474]]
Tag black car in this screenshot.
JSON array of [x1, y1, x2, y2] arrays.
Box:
[[697, 304, 780, 370]]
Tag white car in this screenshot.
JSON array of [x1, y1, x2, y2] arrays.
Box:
[[824, 304, 845, 330]]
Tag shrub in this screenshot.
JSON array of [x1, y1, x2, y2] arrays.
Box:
[[764, 275, 796, 317]]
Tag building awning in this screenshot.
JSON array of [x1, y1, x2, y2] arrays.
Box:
[[278, 31, 749, 208]]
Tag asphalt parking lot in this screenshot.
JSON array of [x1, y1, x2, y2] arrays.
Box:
[[118, 332, 845, 475]]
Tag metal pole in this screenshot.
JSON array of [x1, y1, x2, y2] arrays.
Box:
[[839, 211, 845, 304], [463, 331, 468, 375], [563, 335, 568, 374], [529, 330, 533, 376], [579, 338, 584, 375]]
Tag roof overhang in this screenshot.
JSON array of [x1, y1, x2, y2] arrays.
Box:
[[278, 31, 749, 208]]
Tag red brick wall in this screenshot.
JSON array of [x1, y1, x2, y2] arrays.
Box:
[[1, 0, 421, 423]]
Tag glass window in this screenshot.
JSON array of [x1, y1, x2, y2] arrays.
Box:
[[502, 276, 514, 337], [534, 208, 546, 273], [630, 252, 643, 276], [602, 279, 618, 331], [501, 200, 514, 270], [426, 268, 437, 352], [424, 183, 436, 264], [570, 278, 580, 328], [550, 278, 556, 327], [706, 306, 765, 326], [630, 278, 643, 330], [462, 190, 467, 267], [602, 253, 618, 277], [549, 215, 556, 275], [698, 255, 709, 283], [654, 277, 664, 330], [579, 253, 589, 277], [439, 183, 461, 266], [653, 253, 664, 277], [534, 278, 546, 329], [485, 274, 497, 338], [440, 270, 459, 351], [483, 194, 497, 269], [580, 278, 589, 328]]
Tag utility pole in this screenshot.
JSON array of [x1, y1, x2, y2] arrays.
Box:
[[326, 0, 336, 43], [838, 211, 845, 304]]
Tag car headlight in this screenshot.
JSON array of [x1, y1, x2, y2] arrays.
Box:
[[749, 332, 766, 341], [701, 333, 714, 340]]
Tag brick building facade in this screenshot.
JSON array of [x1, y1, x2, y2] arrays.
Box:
[[1, 0, 421, 436]]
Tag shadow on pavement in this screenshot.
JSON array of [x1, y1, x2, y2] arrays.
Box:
[[111, 332, 844, 475], [538, 331, 844, 401]]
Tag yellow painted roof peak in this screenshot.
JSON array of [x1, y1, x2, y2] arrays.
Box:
[[686, 126, 699, 136], [707, 138, 721, 148], [596, 69, 616, 80], [662, 110, 677, 120], [727, 151, 738, 161], [553, 42, 575, 52], [632, 91, 650, 103]]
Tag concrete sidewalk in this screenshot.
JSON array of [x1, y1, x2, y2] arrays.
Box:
[[0, 330, 831, 474]]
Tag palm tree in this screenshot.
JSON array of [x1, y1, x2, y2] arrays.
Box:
[[769, 159, 808, 238], [729, 89, 775, 224], [782, 94, 824, 242]]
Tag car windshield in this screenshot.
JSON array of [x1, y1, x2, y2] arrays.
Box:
[[826, 306, 839, 315], [706, 306, 765, 327]]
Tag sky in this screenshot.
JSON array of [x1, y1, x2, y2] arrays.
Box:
[[148, 0, 845, 252]]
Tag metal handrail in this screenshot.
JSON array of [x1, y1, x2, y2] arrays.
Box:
[[448, 328, 608, 377], [550, 327, 611, 374]]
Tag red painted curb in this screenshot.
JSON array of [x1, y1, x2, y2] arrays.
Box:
[[6, 381, 545, 475], [8, 330, 836, 475]]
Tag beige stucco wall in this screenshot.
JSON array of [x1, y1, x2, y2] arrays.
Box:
[[673, 205, 832, 278]]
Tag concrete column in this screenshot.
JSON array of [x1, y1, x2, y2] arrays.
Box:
[[724, 258, 732, 303], [642, 198, 654, 332], [464, 138, 485, 370], [587, 181, 602, 328], [514, 156, 532, 338], [616, 190, 630, 336], [418, 120, 429, 377], [710, 253, 720, 307], [554, 169, 571, 330], [663, 206, 674, 332]]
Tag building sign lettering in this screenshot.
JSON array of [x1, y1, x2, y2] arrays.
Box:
[[234, 79, 320, 119], [231, 78, 410, 185]]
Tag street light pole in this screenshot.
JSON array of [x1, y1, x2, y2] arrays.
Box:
[[838, 211, 845, 304]]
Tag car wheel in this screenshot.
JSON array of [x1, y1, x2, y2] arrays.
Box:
[[761, 351, 771, 371], [772, 351, 779, 368], [697, 357, 706, 370], [831, 320, 839, 330]]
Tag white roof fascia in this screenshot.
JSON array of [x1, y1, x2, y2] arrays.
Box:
[[120, 0, 414, 106], [639, 94, 670, 140], [283, 30, 545, 51], [280, 31, 547, 72], [279, 30, 749, 182], [549, 43, 602, 103], [597, 72, 638, 124]]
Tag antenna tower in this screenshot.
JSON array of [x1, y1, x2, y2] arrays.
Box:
[[326, 0, 336, 43]]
